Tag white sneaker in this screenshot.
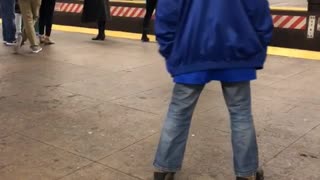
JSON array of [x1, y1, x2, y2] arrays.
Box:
[[44, 37, 55, 45], [4, 41, 16, 46], [31, 45, 42, 53], [39, 35, 46, 44]]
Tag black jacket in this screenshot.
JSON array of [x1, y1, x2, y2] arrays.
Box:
[[81, 0, 110, 23]]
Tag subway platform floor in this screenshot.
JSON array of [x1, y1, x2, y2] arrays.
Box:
[[1, 30, 320, 180]]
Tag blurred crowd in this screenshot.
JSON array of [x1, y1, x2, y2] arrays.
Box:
[[0, 0, 157, 54]]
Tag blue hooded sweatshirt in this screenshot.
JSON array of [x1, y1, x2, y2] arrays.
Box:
[[155, 0, 273, 77]]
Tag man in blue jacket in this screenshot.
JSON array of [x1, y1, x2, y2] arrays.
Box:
[[153, 0, 273, 180]]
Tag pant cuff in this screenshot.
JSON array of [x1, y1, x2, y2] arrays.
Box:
[[153, 162, 181, 172], [235, 168, 258, 177]]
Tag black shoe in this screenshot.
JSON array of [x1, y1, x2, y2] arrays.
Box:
[[154, 172, 175, 180], [236, 169, 264, 180], [141, 34, 150, 42], [92, 35, 105, 41]]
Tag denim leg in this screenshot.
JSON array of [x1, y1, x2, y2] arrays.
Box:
[[154, 83, 204, 172], [221, 81, 258, 177], [0, 0, 16, 42]]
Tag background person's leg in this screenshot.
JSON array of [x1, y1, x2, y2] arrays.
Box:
[[221, 81, 259, 177], [1, 0, 16, 43], [92, 20, 106, 40], [31, 0, 41, 37], [38, 0, 46, 37], [45, 0, 56, 37], [98, 20, 106, 37], [19, 0, 37, 46], [141, 0, 156, 41]]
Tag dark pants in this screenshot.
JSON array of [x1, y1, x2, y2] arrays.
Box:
[[0, 0, 16, 42], [39, 0, 56, 36], [97, 20, 106, 36], [142, 0, 157, 32]]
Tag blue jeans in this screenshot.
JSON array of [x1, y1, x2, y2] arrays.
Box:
[[0, 0, 16, 42], [154, 82, 258, 177]]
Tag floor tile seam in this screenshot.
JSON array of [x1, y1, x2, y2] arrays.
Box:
[[96, 132, 160, 163], [46, 58, 120, 75], [55, 160, 143, 180], [252, 93, 301, 105], [58, 80, 169, 103], [55, 85, 107, 104], [283, 105, 298, 113], [93, 162, 144, 180], [115, 62, 160, 73], [107, 83, 171, 102], [16, 130, 160, 168], [265, 67, 313, 87], [17, 111, 69, 130], [110, 102, 161, 116], [9, 83, 106, 114], [43, 58, 116, 75], [54, 161, 97, 180], [200, 127, 230, 135], [284, 103, 320, 114], [262, 122, 320, 166], [32, 68, 115, 85], [0, 133, 14, 140], [10, 133, 104, 180], [58, 90, 163, 115], [0, 87, 104, 116], [302, 101, 320, 107], [72, 102, 106, 114], [14, 132, 98, 162]]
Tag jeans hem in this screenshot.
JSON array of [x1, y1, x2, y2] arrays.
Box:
[[235, 168, 258, 177], [153, 162, 181, 172]]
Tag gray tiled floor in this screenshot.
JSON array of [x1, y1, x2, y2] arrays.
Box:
[[1, 31, 320, 180]]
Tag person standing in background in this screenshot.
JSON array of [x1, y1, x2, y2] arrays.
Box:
[[81, 0, 110, 41], [39, 0, 56, 44], [15, 0, 42, 53], [141, 0, 157, 42], [0, 0, 16, 46]]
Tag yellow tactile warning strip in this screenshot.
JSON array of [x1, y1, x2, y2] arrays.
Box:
[[110, 0, 144, 4], [52, 24, 320, 61], [270, 6, 307, 11], [111, 0, 308, 11], [53, 24, 157, 41], [268, 47, 320, 60]]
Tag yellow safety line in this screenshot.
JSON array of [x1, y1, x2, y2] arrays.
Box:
[[0, 20, 310, 61], [270, 6, 307, 12], [53, 24, 156, 41], [111, 0, 144, 4], [268, 47, 320, 61], [110, 0, 308, 11]]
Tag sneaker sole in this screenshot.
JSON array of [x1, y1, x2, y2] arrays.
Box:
[[32, 48, 43, 54], [5, 43, 16, 46]]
